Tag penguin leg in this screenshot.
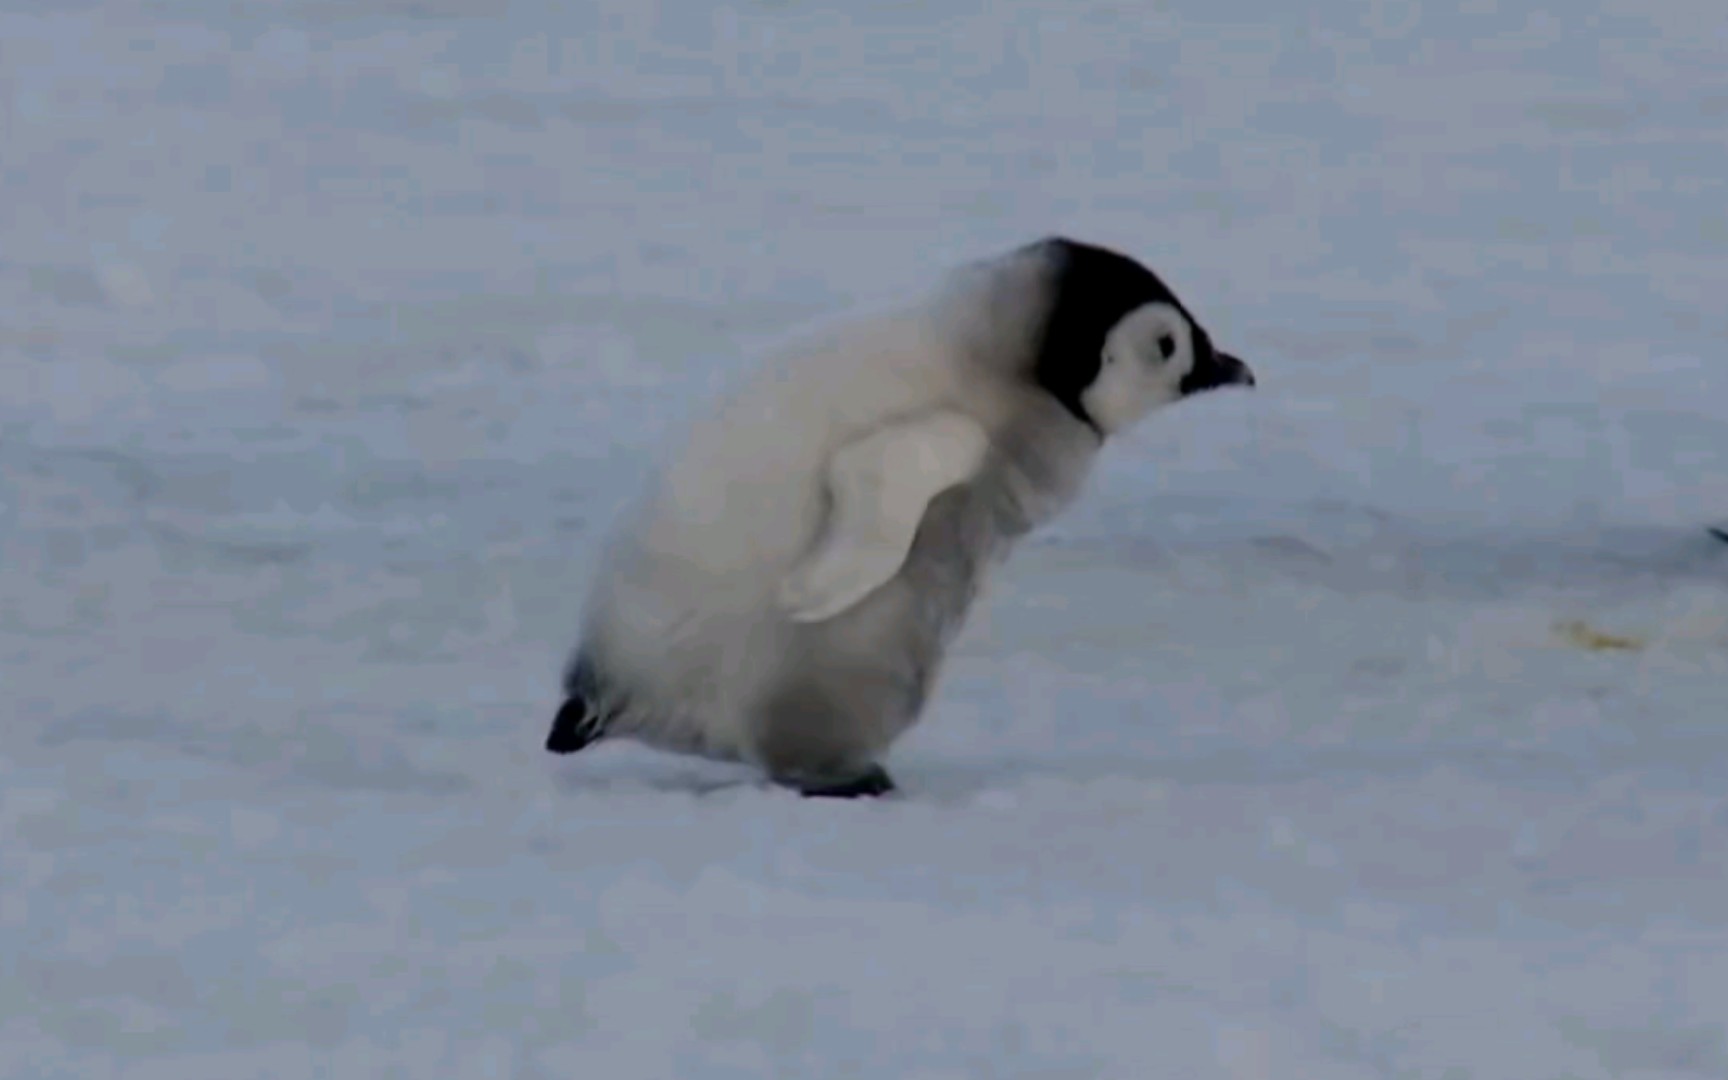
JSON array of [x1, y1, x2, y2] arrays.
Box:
[[755, 672, 907, 799], [791, 764, 897, 799]]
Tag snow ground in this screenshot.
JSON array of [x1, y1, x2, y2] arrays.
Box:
[[3, 0, 1728, 1075]]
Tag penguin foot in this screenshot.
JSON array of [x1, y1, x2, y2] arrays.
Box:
[[790, 764, 897, 799], [545, 696, 606, 755]]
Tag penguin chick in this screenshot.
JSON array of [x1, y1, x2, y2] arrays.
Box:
[[545, 236, 1256, 797]]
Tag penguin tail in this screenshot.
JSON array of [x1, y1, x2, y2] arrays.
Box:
[[547, 650, 615, 755], [545, 693, 608, 755]]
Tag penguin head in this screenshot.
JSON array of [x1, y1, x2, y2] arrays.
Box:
[[1023, 237, 1255, 439]]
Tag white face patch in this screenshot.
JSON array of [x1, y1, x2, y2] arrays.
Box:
[[1079, 302, 1195, 436]]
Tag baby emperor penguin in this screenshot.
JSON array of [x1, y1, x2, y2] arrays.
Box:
[[545, 236, 1255, 797]]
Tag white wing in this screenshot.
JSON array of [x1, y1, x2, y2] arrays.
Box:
[[777, 410, 991, 624]]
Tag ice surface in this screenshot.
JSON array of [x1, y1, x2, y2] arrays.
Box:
[[3, 0, 1727, 1076]]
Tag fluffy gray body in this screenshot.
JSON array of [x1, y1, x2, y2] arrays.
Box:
[[547, 236, 1254, 796]]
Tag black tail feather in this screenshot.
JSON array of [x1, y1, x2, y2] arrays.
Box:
[[546, 695, 606, 754], [547, 650, 614, 754]]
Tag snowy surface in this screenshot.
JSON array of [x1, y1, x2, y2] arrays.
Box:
[[4, 0, 1728, 1076]]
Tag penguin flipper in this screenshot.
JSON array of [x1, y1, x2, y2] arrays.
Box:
[[778, 409, 990, 624]]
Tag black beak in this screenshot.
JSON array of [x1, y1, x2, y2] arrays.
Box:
[[1179, 350, 1256, 396]]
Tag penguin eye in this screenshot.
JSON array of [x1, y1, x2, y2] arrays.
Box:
[[1155, 332, 1178, 361]]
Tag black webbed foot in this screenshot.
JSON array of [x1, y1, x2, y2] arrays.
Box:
[[792, 764, 897, 799], [545, 696, 606, 755]]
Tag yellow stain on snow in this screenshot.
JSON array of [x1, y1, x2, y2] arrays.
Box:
[[1552, 618, 1647, 653]]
